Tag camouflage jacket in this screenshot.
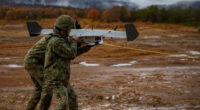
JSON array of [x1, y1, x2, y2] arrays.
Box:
[[44, 31, 77, 85], [24, 35, 89, 67], [24, 36, 49, 65]]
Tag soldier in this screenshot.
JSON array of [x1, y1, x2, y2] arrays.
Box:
[[24, 15, 93, 110], [24, 33, 50, 110], [39, 15, 94, 110]]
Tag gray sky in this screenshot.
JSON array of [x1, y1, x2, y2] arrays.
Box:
[[128, 0, 199, 8], [3, 0, 200, 9]]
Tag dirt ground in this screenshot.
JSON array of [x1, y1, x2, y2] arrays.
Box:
[[0, 20, 200, 110]]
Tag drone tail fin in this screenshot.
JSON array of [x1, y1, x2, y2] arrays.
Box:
[[125, 24, 139, 41], [26, 22, 42, 37]]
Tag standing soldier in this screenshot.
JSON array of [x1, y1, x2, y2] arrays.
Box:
[[24, 33, 50, 110], [39, 15, 94, 110], [24, 15, 93, 110]]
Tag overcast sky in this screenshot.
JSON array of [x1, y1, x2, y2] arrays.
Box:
[[2, 0, 200, 9], [128, 0, 199, 8]]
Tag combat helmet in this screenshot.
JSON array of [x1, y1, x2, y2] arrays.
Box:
[[54, 15, 74, 31]]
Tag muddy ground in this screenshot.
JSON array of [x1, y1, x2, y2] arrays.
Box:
[[0, 21, 200, 110]]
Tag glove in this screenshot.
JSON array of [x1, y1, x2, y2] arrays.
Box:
[[95, 40, 99, 45]]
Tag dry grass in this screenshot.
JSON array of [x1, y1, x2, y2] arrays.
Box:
[[0, 18, 199, 58], [0, 18, 198, 32], [0, 41, 34, 57]]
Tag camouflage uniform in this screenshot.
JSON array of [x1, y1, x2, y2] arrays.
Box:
[[25, 15, 91, 110], [25, 35, 87, 110], [39, 15, 89, 110], [24, 36, 49, 110]]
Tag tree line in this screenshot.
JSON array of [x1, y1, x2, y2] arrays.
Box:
[[0, 5, 199, 26]]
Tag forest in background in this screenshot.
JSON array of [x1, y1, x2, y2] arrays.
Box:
[[0, 4, 200, 27]]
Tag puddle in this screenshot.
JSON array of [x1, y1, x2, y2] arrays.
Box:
[[195, 105, 200, 108], [127, 106, 180, 110], [135, 40, 167, 46], [79, 62, 99, 66], [180, 59, 187, 61], [112, 63, 132, 67], [130, 61, 137, 64], [0, 87, 33, 92], [192, 72, 199, 75], [82, 104, 200, 110], [122, 66, 200, 73], [187, 51, 200, 55], [168, 35, 179, 37], [169, 54, 187, 57], [0, 57, 11, 60], [0, 57, 21, 60], [112, 95, 115, 100], [143, 35, 160, 39], [127, 104, 200, 110], [112, 61, 137, 67], [1, 64, 23, 68]]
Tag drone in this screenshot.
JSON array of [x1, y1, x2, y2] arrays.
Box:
[[26, 21, 139, 45]]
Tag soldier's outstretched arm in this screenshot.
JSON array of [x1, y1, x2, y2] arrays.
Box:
[[76, 44, 91, 56], [76, 40, 99, 56], [50, 38, 77, 59]]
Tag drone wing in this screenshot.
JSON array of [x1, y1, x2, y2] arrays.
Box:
[[26, 22, 139, 41]]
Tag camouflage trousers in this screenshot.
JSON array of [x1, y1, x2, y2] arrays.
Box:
[[24, 63, 44, 110], [39, 83, 78, 110]]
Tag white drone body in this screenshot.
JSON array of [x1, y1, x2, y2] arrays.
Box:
[[26, 22, 139, 44]]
